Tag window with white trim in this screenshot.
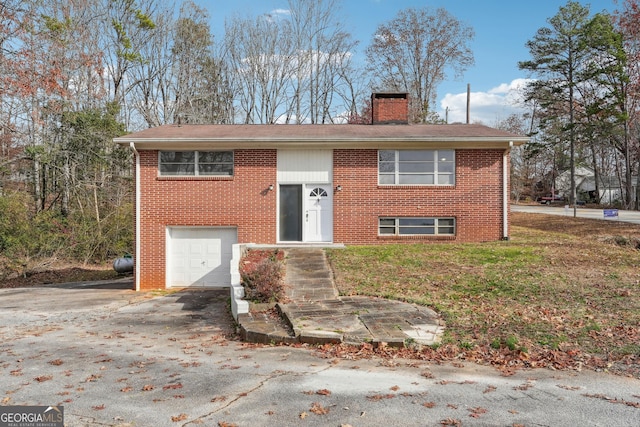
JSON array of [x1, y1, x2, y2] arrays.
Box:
[[379, 217, 456, 236], [159, 151, 234, 176], [378, 149, 455, 185]]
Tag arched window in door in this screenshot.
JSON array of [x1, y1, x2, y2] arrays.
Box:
[[309, 187, 328, 198]]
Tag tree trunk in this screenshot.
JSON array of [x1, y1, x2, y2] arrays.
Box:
[[61, 153, 70, 217], [635, 154, 640, 210], [624, 122, 634, 209], [590, 144, 601, 204], [33, 158, 43, 213]]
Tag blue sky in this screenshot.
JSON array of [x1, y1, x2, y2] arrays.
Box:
[[201, 0, 618, 124]]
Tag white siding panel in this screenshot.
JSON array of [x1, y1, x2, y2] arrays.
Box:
[[278, 150, 332, 183]]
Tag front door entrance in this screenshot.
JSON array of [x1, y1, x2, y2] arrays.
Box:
[[279, 184, 332, 242], [305, 185, 332, 242]]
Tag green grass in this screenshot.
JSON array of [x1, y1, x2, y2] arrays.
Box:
[[327, 218, 640, 358]]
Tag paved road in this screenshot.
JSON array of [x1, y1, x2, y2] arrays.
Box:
[[1, 281, 639, 426], [512, 203, 640, 224]]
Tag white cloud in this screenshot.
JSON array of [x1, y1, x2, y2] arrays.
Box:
[[439, 79, 532, 125], [267, 8, 291, 19]]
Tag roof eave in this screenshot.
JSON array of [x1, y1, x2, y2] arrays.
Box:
[[115, 137, 528, 150]]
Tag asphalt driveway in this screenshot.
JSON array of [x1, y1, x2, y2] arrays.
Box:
[[1, 281, 639, 426]]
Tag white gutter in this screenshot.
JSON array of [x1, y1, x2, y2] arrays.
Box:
[[114, 137, 529, 151], [503, 141, 513, 240], [130, 142, 141, 291]]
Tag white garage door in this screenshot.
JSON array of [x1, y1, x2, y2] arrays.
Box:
[[167, 227, 237, 288]]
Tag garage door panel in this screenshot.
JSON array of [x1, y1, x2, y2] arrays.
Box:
[[168, 227, 237, 288], [189, 243, 203, 254]]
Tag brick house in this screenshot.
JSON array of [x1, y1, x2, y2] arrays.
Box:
[[115, 93, 528, 291]]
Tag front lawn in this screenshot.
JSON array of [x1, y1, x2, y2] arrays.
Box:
[[326, 212, 640, 374]]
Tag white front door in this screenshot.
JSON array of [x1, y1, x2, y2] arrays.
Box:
[[305, 184, 332, 242], [167, 227, 237, 287]]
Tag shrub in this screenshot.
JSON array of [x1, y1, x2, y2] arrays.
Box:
[[0, 193, 68, 275], [0, 191, 134, 277], [240, 250, 286, 303]]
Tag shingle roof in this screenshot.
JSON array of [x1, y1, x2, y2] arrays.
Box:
[[114, 123, 528, 150]]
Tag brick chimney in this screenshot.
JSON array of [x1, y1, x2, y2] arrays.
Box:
[[371, 92, 409, 124]]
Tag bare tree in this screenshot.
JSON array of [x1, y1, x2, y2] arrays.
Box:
[[98, 0, 158, 129], [224, 14, 295, 124], [365, 7, 474, 123], [286, 0, 359, 124], [223, 0, 360, 124], [0, 0, 28, 193], [127, 7, 175, 128], [0, 0, 132, 262]]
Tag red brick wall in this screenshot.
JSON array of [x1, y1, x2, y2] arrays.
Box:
[[137, 149, 277, 290], [136, 147, 507, 289], [332, 149, 506, 244]]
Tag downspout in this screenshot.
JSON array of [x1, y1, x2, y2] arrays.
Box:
[[503, 141, 513, 240], [130, 142, 141, 291]]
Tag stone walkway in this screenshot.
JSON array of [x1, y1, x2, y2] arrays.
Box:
[[238, 248, 445, 347]]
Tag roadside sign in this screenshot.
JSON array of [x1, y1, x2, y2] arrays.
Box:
[[603, 209, 619, 218]]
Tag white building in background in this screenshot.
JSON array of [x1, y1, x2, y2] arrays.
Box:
[[556, 166, 637, 205]]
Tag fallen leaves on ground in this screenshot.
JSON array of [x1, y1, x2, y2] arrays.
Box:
[[309, 402, 330, 415], [468, 407, 488, 418], [311, 338, 640, 379], [171, 413, 188, 422], [557, 384, 581, 391], [162, 383, 183, 390], [366, 393, 395, 401], [583, 393, 640, 408], [513, 380, 535, 391], [303, 389, 332, 396]]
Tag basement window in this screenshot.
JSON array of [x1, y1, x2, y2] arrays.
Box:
[[378, 149, 455, 185], [379, 217, 456, 236], [159, 151, 234, 176]]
